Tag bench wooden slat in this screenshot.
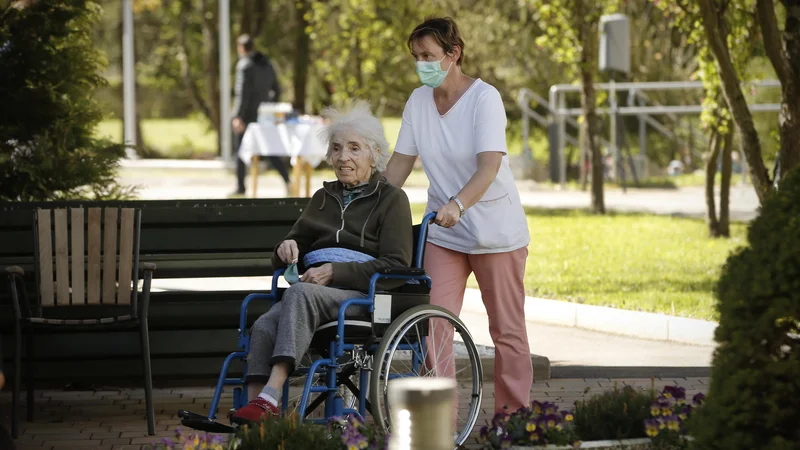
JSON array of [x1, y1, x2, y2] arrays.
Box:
[[102, 208, 118, 305], [36, 209, 55, 307], [117, 209, 135, 305], [53, 209, 70, 306], [87, 208, 102, 305], [71, 208, 85, 305]]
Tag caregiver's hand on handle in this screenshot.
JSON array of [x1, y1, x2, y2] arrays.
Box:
[[435, 200, 462, 228], [276, 240, 299, 264]]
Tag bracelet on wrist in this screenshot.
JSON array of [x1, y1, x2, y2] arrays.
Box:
[[449, 196, 465, 217]]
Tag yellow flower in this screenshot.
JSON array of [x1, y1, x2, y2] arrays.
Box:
[[661, 407, 672, 416], [525, 422, 537, 432], [651, 406, 661, 416], [564, 413, 574, 422], [646, 427, 659, 437]]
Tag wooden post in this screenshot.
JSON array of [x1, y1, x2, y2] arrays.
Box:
[[304, 160, 312, 197], [291, 157, 303, 197], [250, 155, 259, 198]]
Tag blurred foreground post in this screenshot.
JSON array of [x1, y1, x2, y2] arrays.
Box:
[[388, 378, 456, 450]]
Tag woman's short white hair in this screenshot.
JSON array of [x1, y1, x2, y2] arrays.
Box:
[[319, 100, 390, 173]]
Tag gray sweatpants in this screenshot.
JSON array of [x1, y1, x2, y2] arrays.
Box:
[[246, 283, 366, 380]]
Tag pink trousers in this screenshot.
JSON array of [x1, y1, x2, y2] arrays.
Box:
[[424, 242, 533, 412]]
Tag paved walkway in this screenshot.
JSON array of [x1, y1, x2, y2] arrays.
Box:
[[150, 276, 716, 373], [1, 377, 709, 450], [118, 165, 760, 221]]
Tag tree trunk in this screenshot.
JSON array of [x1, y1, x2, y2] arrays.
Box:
[[756, 0, 800, 181], [200, 0, 221, 153], [719, 128, 733, 237], [178, 0, 213, 122], [576, 0, 604, 213], [697, 0, 773, 202], [778, 1, 800, 179], [293, 0, 310, 113], [705, 128, 721, 237], [239, 1, 253, 35]]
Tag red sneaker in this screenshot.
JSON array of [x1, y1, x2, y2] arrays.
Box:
[[231, 397, 280, 425]]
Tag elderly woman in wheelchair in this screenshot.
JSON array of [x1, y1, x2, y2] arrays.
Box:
[[232, 101, 415, 424], [180, 101, 483, 447]]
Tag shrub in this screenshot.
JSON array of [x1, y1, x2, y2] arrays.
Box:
[[480, 401, 579, 448], [572, 384, 655, 440], [690, 168, 800, 449], [0, 1, 133, 201]]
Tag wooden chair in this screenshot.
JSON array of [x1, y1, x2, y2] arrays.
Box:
[[4, 207, 156, 438]]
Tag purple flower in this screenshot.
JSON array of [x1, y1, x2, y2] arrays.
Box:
[[491, 412, 509, 427], [541, 401, 558, 415], [480, 426, 489, 441], [544, 414, 560, 429], [531, 400, 543, 414], [561, 410, 574, 422], [500, 433, 513, 449], [644, 418, 660, 437], [679, 405, 692, 420], [693, 393, 706, 406], [665, 414, 681, 431]]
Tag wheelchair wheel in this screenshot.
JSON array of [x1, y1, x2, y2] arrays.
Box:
[[369, 305, 482, 447]]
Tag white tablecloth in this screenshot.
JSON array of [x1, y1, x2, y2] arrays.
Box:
[[238, 121, 328, 168]]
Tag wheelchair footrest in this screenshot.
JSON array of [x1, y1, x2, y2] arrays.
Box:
[[177, 410, 237, 434]]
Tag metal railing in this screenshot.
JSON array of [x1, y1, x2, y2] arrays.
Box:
[[519, 79, 782, 188]]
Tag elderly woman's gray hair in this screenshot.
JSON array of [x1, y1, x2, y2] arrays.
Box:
[[319, 100, 391, 173]]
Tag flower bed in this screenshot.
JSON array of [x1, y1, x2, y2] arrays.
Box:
[[482, 386, 705, 450]]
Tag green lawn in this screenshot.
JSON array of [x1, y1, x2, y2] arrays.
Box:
[[410, 204, 746, 321], [95, 118, 219, 158]]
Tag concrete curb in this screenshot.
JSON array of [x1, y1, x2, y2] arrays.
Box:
[[461, 288, 718, 347], [390, 356, 551, 382]]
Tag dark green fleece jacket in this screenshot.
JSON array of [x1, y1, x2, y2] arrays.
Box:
[[271, 171, 413, 292]]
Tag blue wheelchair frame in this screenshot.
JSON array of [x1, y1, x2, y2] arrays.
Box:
[[179, 212, 437, 429]]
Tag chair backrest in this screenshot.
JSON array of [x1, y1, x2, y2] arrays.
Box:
[[33, 207, 141, 313]]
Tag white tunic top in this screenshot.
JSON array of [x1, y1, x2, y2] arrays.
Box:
[[394, 79, 530, 254]]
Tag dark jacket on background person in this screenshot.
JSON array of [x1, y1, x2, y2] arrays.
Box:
[[232, 51, 280, 124], [271, 171, 413, 292]]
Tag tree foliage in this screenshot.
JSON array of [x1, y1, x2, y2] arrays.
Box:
[[0, 0, 132, 201]]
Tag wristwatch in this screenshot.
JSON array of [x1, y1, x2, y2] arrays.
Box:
[[449, 196, 465, 218]]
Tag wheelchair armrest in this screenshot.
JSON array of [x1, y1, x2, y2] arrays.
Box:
[[377, 267, 426, 276]]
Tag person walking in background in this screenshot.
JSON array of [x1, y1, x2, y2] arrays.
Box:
[[383, 16, 533, 413], [231, 34, 291, 196]]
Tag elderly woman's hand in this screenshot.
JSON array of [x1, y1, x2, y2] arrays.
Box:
[[276, 240, 300, 264], [301, 263, 333, 286], [435, 200, 462, 228]]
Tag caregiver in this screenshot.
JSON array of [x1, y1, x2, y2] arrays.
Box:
[[383, 16, 533, 412]]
